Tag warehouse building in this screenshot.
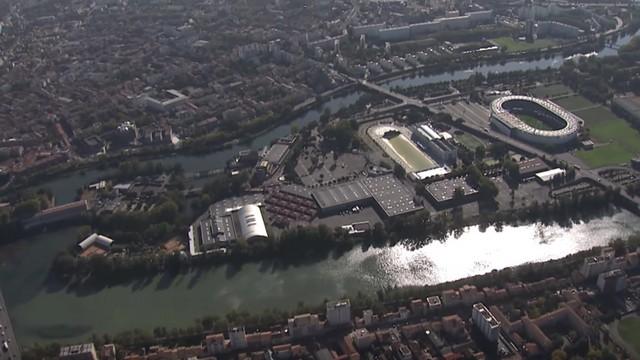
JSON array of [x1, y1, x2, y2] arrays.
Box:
[[311, 174, 422, 218], [411, 123, 458, 165], [425, 177, 479, 209]]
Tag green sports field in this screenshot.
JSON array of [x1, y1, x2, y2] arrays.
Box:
[[530, 84, 572, 98], [386, 134, 436, 172], [553, 95, 598, 112], [618, 317, 640, 355], [517, 113, 556, 130], [491, 37, 557, 53], [455, 133, 485, 150], [573, 105, 640, 167]]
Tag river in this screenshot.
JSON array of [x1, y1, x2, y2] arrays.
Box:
[[2, 211, 639, 345], [3, 30, 640, 346]]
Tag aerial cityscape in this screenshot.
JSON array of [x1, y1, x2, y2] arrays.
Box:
[[3, 0, 640, 358]]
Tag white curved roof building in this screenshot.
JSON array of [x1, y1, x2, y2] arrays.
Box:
[[490, 95, 582, 146], [237, 204, 268, 241], [78, 233, 114, 250]]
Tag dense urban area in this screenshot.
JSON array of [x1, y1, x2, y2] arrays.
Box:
[[5, 0, 640, 358]]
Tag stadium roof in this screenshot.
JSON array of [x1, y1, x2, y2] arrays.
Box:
[[490, 95, 581, 138]]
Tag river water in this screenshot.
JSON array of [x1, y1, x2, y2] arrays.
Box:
[[3, 30, 640, 346]]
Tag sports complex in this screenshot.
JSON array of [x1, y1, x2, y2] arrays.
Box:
[[367, 123, 438, 173], [490, 95, 583, 146]]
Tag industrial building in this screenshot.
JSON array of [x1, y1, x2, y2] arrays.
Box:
[[472, 303, 501, 342], [411, 123, 458, 165], [188, 198, 269, 254], [77, 233, 114, 257], [516, 157, 549, 180], [424, 177, 479, 209], [535, 168, 566, 183], [22, 200, 89, 230], [311, 174, 422, 218], [235, 204, 268, 241], [490, 95, 581, 146]]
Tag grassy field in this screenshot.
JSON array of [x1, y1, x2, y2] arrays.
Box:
[[491, 37, 557, 53], [455, 133, 485, 150], [386, 134, 436, 172], [618, 317, 640, 355], [517, 113, 556, 130], [553, 95, 597, 112], [530, 84, 572, 98], [573, 105, 640, 167]]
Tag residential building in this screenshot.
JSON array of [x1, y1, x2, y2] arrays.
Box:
[[597, 269, 626, 293], [288, 313, 321, 338], [229, 327, 248, 350], [59, 344, 98, 360], [327, 299, 351, 326], [471, 303, 501, 342]]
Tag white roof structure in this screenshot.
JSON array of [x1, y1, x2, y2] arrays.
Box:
[[490, 95, 582, 139], [237, 204, 268, 241], [535, 168, 566, 183], [78, 233, 114, 250]]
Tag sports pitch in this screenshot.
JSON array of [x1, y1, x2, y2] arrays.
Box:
[[571, 103, 640, 167], [384, 134, 437, 172]]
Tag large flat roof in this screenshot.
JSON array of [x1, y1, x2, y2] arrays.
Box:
[[361, 175, 422, 217], [312, 181, 372, 209], [614, 95, 640, 117], [264, 143, 290, 165], [425, 177, 478, 202]]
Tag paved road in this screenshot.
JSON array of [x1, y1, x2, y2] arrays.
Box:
[[0, 291, 21, 360]]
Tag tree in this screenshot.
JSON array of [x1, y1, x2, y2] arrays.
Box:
[[551, 349, 568, 360], [12, 198, 41, 219], [394, 164, 406, 178], [474, 145, 486, 161], [453, 186, 465, 202]]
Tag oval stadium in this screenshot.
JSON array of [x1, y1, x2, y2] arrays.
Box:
[[490, 95, 582, 146]]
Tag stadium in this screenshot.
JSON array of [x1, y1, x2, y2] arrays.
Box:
[[490, 95, 582, 146]]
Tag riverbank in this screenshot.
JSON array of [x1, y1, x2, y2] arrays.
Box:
[[3, 202, 638, 346]]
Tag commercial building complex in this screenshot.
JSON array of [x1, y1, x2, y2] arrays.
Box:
[[490, 95, 581, 146], [311, 174, 422, 218], [410, 123, 457, 165]]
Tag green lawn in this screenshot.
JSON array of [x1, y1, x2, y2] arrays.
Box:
[[517, 113, 556, 130], [573, 106, 640, 167], [530, 84, 572, 98], [618, 317, 640, 355], [553, 95, 597, 112], [455, 133, 485, 150], [386, 134, 436, 172], [491, 37, 557, 53]]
